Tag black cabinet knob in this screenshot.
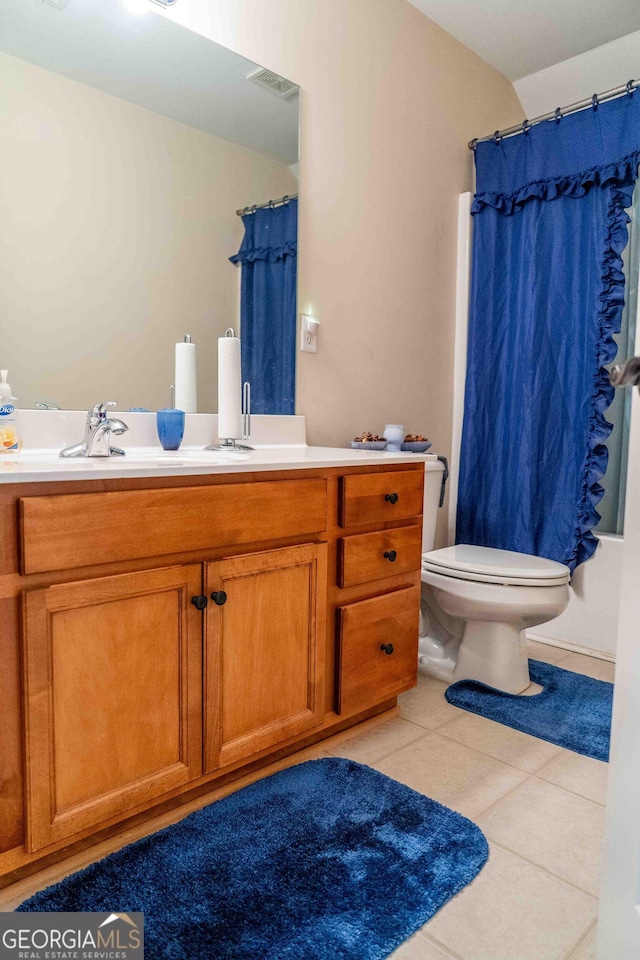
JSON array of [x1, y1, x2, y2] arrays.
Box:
[[210, 590, 228, 606], [380, 643, 394, 655], [384, 550, 397, 562], [191, 595, 208, 611], [385, 493, 399, 504]]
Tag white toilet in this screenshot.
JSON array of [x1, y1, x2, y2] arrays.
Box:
[[420, 462, 570, 694]]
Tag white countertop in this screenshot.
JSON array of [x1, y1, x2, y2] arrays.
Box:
[[0, 445, 440, 484], [1, 411, 441, 483]]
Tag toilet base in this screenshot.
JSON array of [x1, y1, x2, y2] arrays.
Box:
[[418, 621, 531, 694], [418, 635, 456, 683], [453, 620, 530, 694]]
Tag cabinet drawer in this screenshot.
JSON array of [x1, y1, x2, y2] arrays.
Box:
[[338, 525, 422, 588], [339, 470, 423, 527], [336, 585, 420, 715], [20, 478, 327, 574]]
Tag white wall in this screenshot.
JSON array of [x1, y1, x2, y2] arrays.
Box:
[[163, 0, 523, 485], [527, 537, 622, 659], [514, 30, 640, 118]]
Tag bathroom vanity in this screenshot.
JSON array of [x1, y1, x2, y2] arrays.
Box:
[[0, 426, 432, 882]]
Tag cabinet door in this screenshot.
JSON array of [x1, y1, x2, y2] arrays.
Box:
[[204, 544, 327, 772], [336, 585, 420, 715], [23, 565, 203, 852]]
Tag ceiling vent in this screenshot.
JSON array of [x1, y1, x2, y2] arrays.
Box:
[[248, 68, 299, 100]]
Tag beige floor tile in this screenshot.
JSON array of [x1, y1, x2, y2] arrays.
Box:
[[526, 639, 572, 666], [567, 924, 597, 960], [537, 750, 609, 805], [389, 930, 459, 959], [426, 844, 597, 960], [559, 653, 616, 683], [479, 778, 605, 895], [326, 716, 428, 765], [438, 712, 561, 773], [375, 732, 527, 819], [398, 677, 464, 731]]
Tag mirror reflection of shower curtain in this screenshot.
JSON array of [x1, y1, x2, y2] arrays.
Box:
[[230, 199, 297, 415], [598, 174, 640, 534]]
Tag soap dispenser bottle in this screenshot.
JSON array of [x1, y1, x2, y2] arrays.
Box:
[[0, 370, 22, 453]]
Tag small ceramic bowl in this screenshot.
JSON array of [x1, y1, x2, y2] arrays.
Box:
[[350, 441, 388, 451], [401, 440, 432, 453]]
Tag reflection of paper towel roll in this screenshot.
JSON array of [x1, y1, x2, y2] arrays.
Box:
[[218, 332, 242, 439], [175, 335, 197, 413]]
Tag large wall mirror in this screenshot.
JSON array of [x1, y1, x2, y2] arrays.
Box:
[[0, 0, 299, 412]]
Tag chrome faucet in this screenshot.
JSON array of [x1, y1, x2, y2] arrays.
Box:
[[60, 401, 129, 458]]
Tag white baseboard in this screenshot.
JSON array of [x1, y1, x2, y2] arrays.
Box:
[[526, 631, 616, 663]]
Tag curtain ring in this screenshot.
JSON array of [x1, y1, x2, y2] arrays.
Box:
[[493, 130, 502, 144], [251, 204, 257, 213], [522, 119, 531, 135], [554, 107, 562, 123], [282, 195, 289, 204], [268, 200, 275, 208], [469, 138, 478, 151], [627, 80, 635, 97], [592, 93, 599, 111]]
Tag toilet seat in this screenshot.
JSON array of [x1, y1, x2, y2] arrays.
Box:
[[422, 544, 570, 588]]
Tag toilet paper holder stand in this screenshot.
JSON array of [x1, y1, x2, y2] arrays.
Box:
[[207, 380, 253, 452]]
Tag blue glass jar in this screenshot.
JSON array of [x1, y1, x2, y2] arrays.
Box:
[[156, 408, 185, 451]]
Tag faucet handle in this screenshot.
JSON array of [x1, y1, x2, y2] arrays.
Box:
[[89, 401, 117, 422]]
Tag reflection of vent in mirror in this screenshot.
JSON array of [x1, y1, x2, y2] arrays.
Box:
[[39, 0, 72, 9], [248, 68, 299, 100]]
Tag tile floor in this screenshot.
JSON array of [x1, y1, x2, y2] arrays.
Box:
[[0, 640, 612, 960], [323, 640, 613, 960]]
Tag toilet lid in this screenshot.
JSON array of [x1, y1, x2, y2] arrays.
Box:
[[422, 544, 570, 586]]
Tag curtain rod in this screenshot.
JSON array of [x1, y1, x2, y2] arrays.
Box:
[[236, 193, 298, 216], [469, 78, 639, 150]]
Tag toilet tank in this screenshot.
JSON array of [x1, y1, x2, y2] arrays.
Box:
[[423, 459, 445, 553]]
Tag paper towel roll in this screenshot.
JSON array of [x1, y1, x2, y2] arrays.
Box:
[[218, 333, 243, 440], [175, 336, 197, 413]]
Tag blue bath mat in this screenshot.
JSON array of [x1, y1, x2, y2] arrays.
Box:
[[445, 659, 613, 761], [18, 758, 488, 960]]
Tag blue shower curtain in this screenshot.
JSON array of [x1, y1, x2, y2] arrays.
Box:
[[457, 93, 640, 571], [230, 199, 297, 415]]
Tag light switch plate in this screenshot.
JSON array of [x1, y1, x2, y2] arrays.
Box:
[[300, 314, 319, 353]]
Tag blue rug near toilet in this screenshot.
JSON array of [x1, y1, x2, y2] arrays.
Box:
[[17, 758, 488, 960], [445, 659, 612, 761]]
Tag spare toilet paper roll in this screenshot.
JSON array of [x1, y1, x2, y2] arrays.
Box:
[[218, 334, 243, 440], [174, 337, 197, 413]]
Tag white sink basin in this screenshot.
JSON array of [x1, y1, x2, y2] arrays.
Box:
[[0, 448, 249, 469]]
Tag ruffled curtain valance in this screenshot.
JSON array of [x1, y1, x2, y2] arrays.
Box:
[[457, 94, 639, 571], [230, 199, 298, 264], [473, 92, 640, 215]]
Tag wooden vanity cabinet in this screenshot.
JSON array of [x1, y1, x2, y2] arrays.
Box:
[[334, 468, 424, 715], [336, 585, 421, 715], [0, 461, 425, 880], [204, 543, 327, 772], [23, 565, 203, 852]]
